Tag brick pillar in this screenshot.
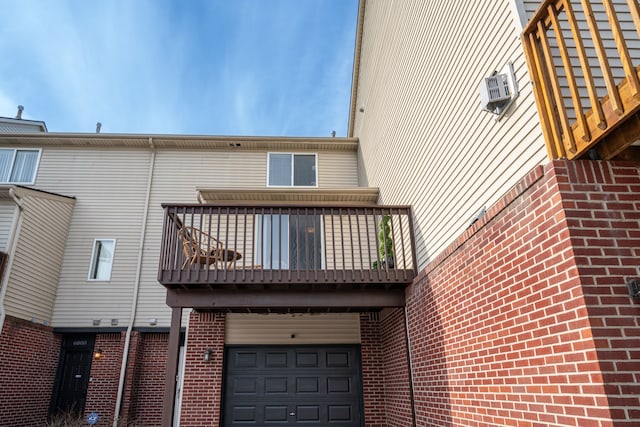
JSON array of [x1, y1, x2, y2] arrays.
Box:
[[360, 312, 386, 427], [179, 311, 225, 426], [0, 316, 60, 426], [129, 333, 169, 426], [84, 332, 124, 426], [557, 160, 640, 426], [380, 307, 413, 426]]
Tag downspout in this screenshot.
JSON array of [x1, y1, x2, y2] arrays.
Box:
[[112, 138, 156, 427], [0, 188, 23, 335]]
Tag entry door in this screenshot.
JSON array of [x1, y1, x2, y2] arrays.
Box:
[[223, 345, 362, 427], [50, 335, 94, 416]]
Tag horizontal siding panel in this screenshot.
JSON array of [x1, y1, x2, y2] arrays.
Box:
[[354, 0, 547, 268], [225, 313, 361, 345], [0, 202, 16, 251], [3, 192, 74, 324]]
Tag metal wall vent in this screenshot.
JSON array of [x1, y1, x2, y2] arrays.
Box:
[[480, 62, 518, 119]]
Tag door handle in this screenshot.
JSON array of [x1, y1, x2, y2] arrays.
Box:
[[289, 412, 295, 416]]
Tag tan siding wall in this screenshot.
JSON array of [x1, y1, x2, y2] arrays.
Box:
[[354, 0, 548, 268], [225, 313, 361, 345], [3, 192, 74, 323], [136, 150, 359, 328], [0, 202, 16, 251], [4, 145, 357, 328]]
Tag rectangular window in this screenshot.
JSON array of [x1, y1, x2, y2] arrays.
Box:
[[0, 148, 41, 184], [88, 239, 116, 281], [267, 153, 317, 187]]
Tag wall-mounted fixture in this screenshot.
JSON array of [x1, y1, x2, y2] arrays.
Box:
[[92, 319, 101, 326], [94, 349, 103, 359], [203, 349, 213, 362], [480, 62, 518, 120], [148, 318, 158, 326], [111, 319, 118, 326], [627, 279, 640, 300]]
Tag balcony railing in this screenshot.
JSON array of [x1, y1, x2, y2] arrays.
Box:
[[522, 0, 640, 160], [158, 204, 417, 289]]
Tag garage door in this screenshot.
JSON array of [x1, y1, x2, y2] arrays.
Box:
[[223, 345, 363, 427]]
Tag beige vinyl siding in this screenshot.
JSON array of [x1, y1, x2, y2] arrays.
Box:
[[136, 150, 360, 328], [354, 0, 547, 269], [3, 190, 74, 324], [0, 201, 16, 251], [225, 313, 361, 345], [31, 147, 152, 327]]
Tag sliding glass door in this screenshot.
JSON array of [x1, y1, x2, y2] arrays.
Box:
[[256, 214, 322, 269]]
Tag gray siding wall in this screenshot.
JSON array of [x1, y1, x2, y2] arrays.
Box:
[[353, 0, 548, 268], [3, 190, 74, 324]]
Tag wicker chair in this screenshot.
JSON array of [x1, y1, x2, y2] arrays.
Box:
[[178, 226, 239, 269]]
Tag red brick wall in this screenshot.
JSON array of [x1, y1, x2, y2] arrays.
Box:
[[559, 161, 640, 426], [0, 316, 60, 427], [110, 331, 169, 426], [406, 160, 640, 427], [360, 312, 386, 426], [379, 307, 413, 426], [179, 311, 225, 427], [84, 332, 124, 426]]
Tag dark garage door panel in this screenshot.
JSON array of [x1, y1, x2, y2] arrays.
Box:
[[223, 345, 363, 427]]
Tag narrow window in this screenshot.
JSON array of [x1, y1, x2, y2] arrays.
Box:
[[88, 239, 116, 281], [0, 148, 41, 184], [267, 153, 317, 187]]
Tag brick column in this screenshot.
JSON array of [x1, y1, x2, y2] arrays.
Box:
[[179, 311, 225, 426], [84, 332, 124, 426], [360, 312, 386, 426]]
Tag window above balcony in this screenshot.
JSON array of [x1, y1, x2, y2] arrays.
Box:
[[267, 153, 317, 187]]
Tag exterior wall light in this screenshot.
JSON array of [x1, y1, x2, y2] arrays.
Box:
[[94, 349, 103, 359], [627, 279, 640, 300], [203, 349, 213, 362]]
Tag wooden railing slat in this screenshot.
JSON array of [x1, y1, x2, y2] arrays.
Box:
[[580, 0, 624, 115], [602, 0, 640, 97], [564, 0, 607, 130], [628, 0, 640, 39], [549, 1, 590, 142], [538, 19, 577, 155]]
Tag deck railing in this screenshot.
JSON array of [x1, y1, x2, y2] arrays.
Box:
[[158, 204, 417, 288], [522, 0, 640, 160]]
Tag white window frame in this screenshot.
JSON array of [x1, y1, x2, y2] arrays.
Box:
[[0, 148, 42, 185], [88, 239, 116, 281], [266, 152, 318, 188]]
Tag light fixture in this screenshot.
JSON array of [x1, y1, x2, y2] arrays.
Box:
[[111, 318, 118, 326], [92, 319, 101, 326], [94, 349, 103, 359], [203, 349, 213, 362], [627, 279, 640, 299], [148, 318, 158, 326]]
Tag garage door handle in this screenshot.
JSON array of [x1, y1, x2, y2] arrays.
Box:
[[289, 412, 295, 416]]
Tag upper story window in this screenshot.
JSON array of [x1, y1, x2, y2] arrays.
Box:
[[0, 148, 41, 184], [267, 153, 317, 187], [88, 239, 116, 281]]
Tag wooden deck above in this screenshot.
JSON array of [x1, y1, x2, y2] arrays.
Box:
[[522, 0, 640, 161]]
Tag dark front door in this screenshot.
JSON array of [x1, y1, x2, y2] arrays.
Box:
[[50, 335, 94, 416], [223, 345, 363, 427]]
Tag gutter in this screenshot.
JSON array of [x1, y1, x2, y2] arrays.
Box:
[[0, 188, 24, 335], [112, 138, 156, 427], [347, 0, 366, 138]]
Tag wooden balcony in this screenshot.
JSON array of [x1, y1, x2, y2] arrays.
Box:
[[158, 204, 417, 292], [522, 0, 640, 160]]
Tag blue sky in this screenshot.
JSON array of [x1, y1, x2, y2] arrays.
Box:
[[0, 0, 359, 136]]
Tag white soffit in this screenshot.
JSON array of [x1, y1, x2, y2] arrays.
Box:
[[197, 187, 380, 205]]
